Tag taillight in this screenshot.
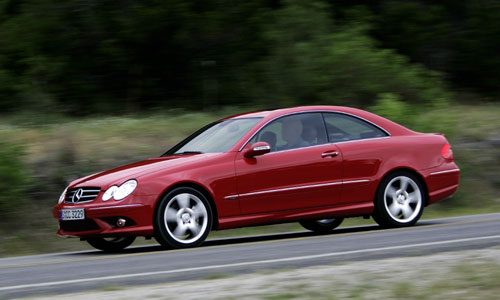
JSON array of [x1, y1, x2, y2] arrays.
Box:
[[441, 144, 454, 160]]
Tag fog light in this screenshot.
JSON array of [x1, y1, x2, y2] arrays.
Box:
[[116, 218, 126, 228]]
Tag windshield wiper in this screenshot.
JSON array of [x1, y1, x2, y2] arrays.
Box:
[[173, 151, 204, 155]]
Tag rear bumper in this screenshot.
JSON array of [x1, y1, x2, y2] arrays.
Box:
[[53, 196, 156, 238], [421, 163, 460, 205]]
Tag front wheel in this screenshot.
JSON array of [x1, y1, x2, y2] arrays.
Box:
[[300, 218, 344, 233], [87, 237, 136, 252], [154, 187, 213, 249], [372, 171, 424, 228]]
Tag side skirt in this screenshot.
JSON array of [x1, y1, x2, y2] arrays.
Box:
[[217, 202, 374, 230]]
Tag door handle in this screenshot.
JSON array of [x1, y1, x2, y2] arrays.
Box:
[[321, 151, 339, 158]]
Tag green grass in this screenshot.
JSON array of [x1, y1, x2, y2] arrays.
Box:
[[255, 260, 500, 300], [384, 262, 500, 299], [98, 285, 124, 292], [203, 273, 234, 280], [264, 293, 303, 300]]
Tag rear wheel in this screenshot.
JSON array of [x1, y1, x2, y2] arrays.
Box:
[[373, 171, 424, 228], [87, 237, 136, 252], [300, 218, 344, 233], [154, 187, 213, 249]]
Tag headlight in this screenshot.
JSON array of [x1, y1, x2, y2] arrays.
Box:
[[113, 180, 138, 200], [102, 180, 137, 201], [102, 186, 118, 201], [58, 187, 68, 204]]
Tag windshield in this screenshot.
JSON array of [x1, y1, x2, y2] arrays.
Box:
[[164, 118, 262, 155]]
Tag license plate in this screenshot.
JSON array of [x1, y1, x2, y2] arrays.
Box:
[[60, 208, 85, 220]]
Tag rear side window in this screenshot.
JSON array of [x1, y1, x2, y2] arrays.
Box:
[[322, 113, 388, 143]]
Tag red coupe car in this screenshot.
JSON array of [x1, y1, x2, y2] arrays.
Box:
[[53, 106, 460, 251]]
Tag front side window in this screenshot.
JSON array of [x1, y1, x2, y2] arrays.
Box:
[[250, 113, 327, 152], [322, 113, 388, 143], [165, 118, 262, 155]]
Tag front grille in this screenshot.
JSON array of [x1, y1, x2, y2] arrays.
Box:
[[65, 187, 101, 204], [60, 219, 100, 232]]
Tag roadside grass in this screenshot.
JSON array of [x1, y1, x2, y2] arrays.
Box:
[[256, 261, 500, 300], [350, 261, 500, 299], [202, 273, 234, 280], [28, 248, 500, 300], [264, 293, 304, 299], [98, 286, 125, 292], [0, 104, 498, 256]]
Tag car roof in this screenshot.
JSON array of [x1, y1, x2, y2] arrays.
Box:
[[225, 106, 415, 151], [227, 105, 392, 124], [227, 106, 358, 119]]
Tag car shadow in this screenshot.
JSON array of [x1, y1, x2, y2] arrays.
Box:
[[66, 222, 435, 256]]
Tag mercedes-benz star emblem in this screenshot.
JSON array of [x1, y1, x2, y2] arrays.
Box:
[[72, 188, 84, 203]]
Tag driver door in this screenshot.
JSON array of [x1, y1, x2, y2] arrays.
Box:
[[234, 113, 343, 215]]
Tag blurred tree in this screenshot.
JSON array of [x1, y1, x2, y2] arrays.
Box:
[[0, 0, 271, 114], [451, 0, 500, 95], [1, 0, 500, 116], [250, 0, 450, 107], [371, 1, 453, 72], [0, 141, 28, 220], [368, 0, 500, 98]]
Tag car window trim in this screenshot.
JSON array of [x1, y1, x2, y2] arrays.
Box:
[[239, 110, 391, 152], [248, 135, 392, 156], [245, 112, 329, 153], [321, 111, 390, 141]]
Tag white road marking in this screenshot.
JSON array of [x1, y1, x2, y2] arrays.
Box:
[[1, 234, 500, 292]]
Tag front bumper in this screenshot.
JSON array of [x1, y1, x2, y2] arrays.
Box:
[[53, 195, 156, 238]]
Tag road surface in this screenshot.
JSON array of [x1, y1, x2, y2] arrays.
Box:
[[1, 213, 500, 299]]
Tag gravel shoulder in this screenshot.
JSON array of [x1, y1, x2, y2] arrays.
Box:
[[19, 246, 500, 300]]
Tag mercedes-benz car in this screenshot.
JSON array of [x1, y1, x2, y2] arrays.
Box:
[[53, 106, 460, 251]]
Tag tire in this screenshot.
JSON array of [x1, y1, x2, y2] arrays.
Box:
[[372, 171, 424, 228], [87, 237, 136, 252], [300, 218, 344, 233], [154, 187, 213, 249]]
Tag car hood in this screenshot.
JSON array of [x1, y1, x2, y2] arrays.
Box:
[[70, 153, 221, 188]]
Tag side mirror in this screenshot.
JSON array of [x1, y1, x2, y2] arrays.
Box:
[[243, 142, 271, 158]]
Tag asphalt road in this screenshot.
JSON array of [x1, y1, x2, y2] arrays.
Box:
[[1, 213, 500, 299]]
